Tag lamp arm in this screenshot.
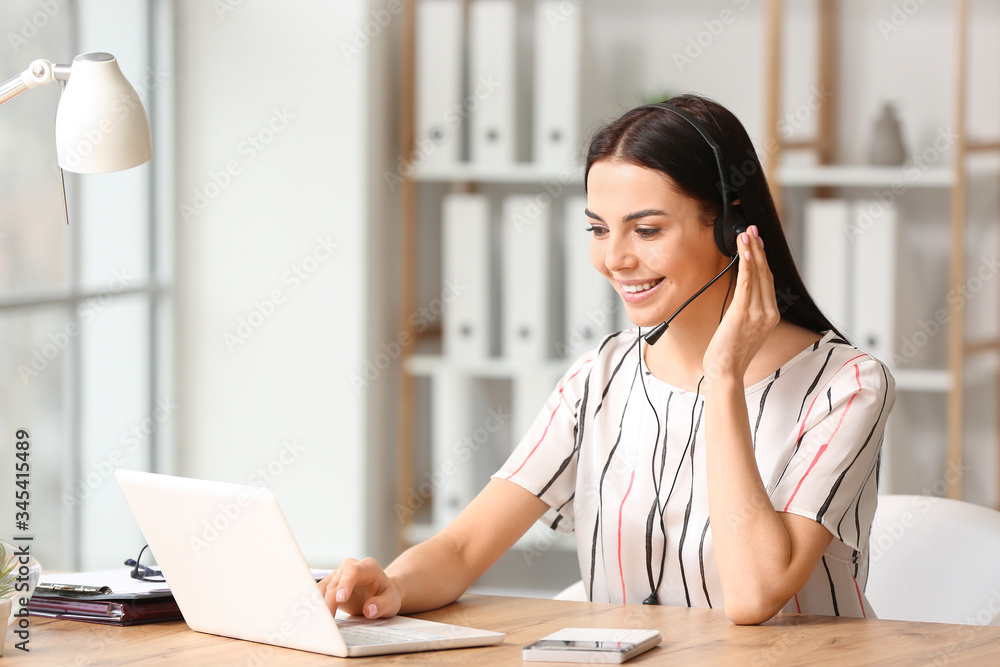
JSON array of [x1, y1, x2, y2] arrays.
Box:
[[0, 59, 72, 108]]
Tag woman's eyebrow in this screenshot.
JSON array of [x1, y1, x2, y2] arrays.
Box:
[[584, 208, 669, 223], [623, 208, 668, 222]]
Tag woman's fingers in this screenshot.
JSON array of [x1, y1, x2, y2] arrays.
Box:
[[748, 226, 779, 329], [321, 557, 400, 619], [736, 226, 777, 331]]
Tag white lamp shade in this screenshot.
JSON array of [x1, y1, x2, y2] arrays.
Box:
[[55, 52, 153, 174]]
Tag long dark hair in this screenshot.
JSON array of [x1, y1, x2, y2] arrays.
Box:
[[585, 93, 842, 339]]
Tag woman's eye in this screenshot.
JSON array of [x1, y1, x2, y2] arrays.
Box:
[[585, 226, 608, 237], [635, 227, 660, 238]]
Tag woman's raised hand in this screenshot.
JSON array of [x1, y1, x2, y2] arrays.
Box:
[[318, 557, 402, 619], [703, 225, 780, 388]]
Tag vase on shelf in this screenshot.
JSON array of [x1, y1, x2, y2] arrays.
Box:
[[868, 102, 907, 166]]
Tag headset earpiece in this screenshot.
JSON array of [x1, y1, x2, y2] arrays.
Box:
[[715, 201, 748, 257]]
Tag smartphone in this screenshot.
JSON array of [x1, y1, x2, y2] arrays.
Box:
[[523, 629, 661, 663]]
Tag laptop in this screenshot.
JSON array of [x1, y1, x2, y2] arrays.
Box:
[[114, 469, 505, 657]]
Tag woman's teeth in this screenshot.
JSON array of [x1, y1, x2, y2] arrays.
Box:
[[622, 280, 660, 294]]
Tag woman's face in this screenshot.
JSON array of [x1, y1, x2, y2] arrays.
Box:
[[586, 159, 729, 328]]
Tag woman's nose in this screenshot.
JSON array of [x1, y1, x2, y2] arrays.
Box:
[[604, 231, 636, 273]]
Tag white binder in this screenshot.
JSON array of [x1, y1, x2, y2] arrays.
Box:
[[469, 0, 517, 165], [502, 195, 552, 361], [804, 198, 852, 334], [533, 1, 583, 167], [416, 0, 463, 168], [431, 373, 477, 526], [442, 193, 492, 360], [851, 200, 897, 365], [562, 195, 614, 357]]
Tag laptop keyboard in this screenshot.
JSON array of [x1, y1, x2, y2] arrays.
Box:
[[336, 621, 445, 646]]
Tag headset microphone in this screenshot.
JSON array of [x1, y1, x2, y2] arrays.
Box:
[[641, 254, 739, 345], [637, 102, 747, 346]]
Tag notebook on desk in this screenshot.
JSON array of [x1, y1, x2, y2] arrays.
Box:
[[114, 469, 505, 658]]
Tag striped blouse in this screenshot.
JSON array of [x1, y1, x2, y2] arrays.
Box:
[[494, 330, 895, 618]]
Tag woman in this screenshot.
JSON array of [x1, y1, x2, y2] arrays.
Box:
[[321, 94, 895, 625]]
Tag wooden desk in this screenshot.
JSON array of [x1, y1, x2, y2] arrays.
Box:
[[8, 595, 1000, 665]]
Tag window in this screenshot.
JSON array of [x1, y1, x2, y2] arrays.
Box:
[[0, 0, 173, 570]]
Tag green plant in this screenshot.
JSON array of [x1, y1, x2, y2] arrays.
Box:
[[0, 541, 18, 598]]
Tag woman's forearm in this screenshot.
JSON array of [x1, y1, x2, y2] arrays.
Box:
[[388, 477, 550, 614], [703, 374, 796, 622], [385, 532, 478, 614]]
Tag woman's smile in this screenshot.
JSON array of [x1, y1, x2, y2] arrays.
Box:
[[617, 277, 665, 302]]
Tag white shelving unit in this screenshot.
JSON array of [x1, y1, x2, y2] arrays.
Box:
[[776, 165, 954, 188], [414, 163, 583, 183], [765, 0, 1000, 503], [777, 167, 953, 398], [395, 2, 602, 559]]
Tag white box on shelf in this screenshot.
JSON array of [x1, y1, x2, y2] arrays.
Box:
[[416, 0, 463, 168], [851, 199, 897, 366], [468, 0, 517, 165], [502, 195, 552, 361], [803, 198, 852, 334], [443, 193, 492, 360], [562, 195, 614, 358], [533, 0, 582, 168]]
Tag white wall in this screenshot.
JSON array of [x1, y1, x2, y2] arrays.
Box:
[[173, 0, 395, 565]]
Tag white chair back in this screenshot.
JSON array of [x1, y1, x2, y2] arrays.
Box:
[[866, 494, 1000, 625]]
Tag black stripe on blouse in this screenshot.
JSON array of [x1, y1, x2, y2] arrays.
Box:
[[822, 555, 840, 616], [797, 348, 834, 425], [677, 400, 704, 607]]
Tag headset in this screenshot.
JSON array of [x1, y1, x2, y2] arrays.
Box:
[[640, 102, 747, 256], [638, 102, 748, 345]]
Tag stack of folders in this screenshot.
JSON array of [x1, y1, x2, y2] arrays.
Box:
[[416, 0, 582, 168], [28, 568, 181, 626]]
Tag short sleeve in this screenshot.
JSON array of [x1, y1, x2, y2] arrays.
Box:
[[769, 356, 895, 554], [492, 354, 595, 535]]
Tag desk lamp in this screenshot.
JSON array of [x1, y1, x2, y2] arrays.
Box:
[[0, 52, 153, 222]]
